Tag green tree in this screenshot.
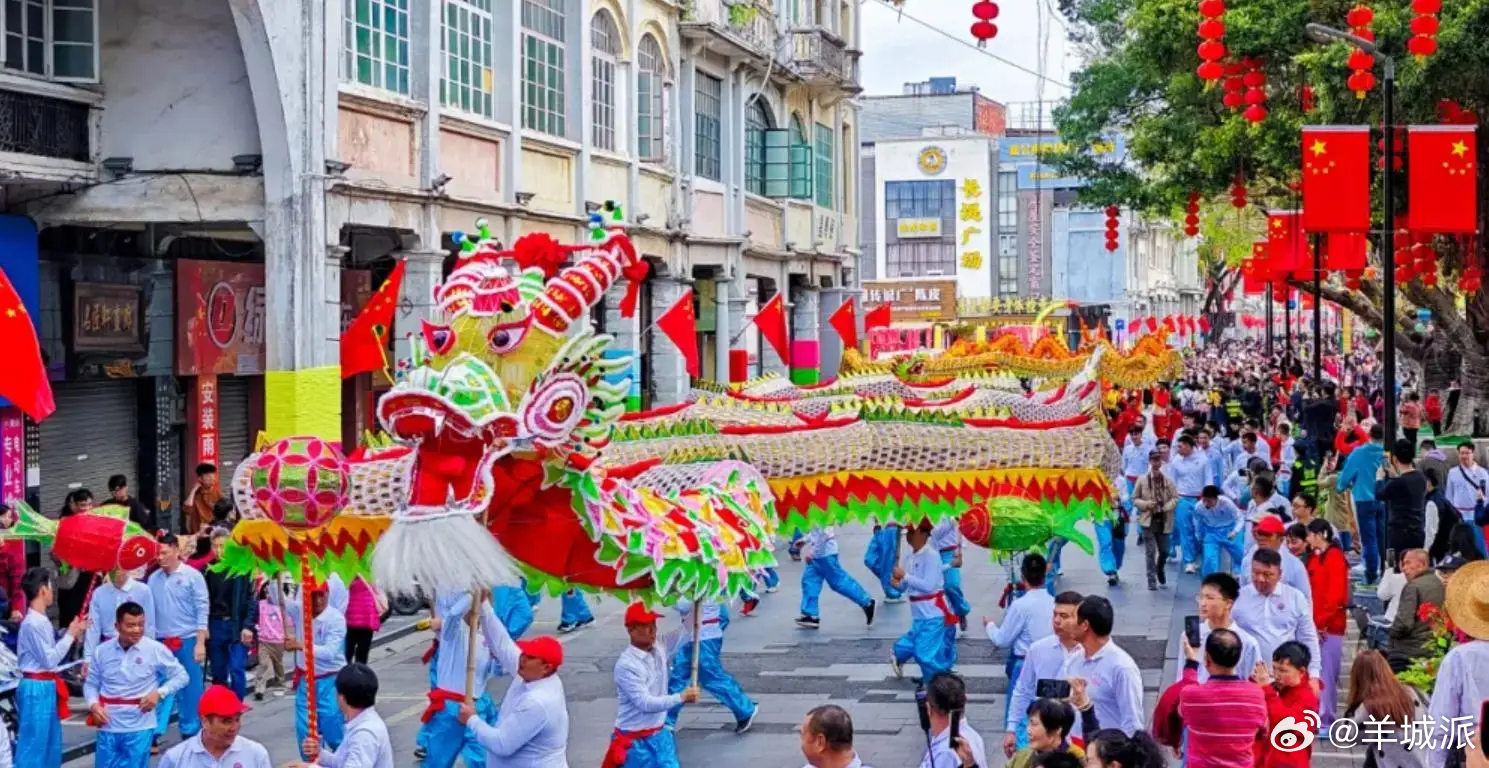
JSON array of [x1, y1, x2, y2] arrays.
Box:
[[1053, 0, 1489, 431]]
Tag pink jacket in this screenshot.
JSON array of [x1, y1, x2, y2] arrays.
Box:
[[257, 600, 285, 643], [344, 576, 381, 630]]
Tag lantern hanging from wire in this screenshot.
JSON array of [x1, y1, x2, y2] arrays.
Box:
[[1196, 0, 1226, 82], [971, 1, 999, 47]]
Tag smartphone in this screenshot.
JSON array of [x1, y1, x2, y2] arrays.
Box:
[[949, 709, 961, 746], [914, 685, 931, 733], [1481, 699, 1489, 732], [1037, 678, 1072, 699], [1387, 549, 1397, 569], [1184, 615, 1202, 649]]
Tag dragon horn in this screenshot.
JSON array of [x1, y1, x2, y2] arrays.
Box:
[[531, 230, 648, 335]]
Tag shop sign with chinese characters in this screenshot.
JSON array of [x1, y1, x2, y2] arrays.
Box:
[[196, 374, 218, 468], [0, 408, 22, 504], [896, 218, 942, 239], [73, 283, 144, 354], [177, 260, 266, 376], [862, 280, 958, 323], [955, 176, 993, 298]]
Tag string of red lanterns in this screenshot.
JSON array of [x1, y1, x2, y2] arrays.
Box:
[[1105, 206, 1121, 252], [1184, 191, 1201, 237], [1230, 174, 1248, 209], [1242, 58, 1268, 123], [1222, 62, 1245, 110], [1409, 0, 1440, 61], [1345, 5, 1376, 99], [1197, 0, 1226, 82], [971, 1, 999, 46]]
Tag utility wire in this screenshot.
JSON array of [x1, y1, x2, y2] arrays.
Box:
[[864, 0, 1071, 90]]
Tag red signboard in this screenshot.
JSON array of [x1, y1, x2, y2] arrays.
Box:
[[177, 260, 266, 376], [973, 96, 1007, 137], [196, 374, 219, 468], [0, 407, 22, 505]]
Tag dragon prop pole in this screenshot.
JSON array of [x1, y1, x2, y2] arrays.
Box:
[[689, 606, 702, 688], [465, 590, 480, 704], [300, 555, 320, 752]]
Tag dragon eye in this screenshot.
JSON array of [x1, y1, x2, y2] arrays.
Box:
[[422, 321, 455, 354], [487, 322, 528, 354]]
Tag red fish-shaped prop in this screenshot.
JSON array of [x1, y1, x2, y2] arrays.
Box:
[[0, 501, 157, 572]]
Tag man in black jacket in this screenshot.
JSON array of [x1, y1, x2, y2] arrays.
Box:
[[107, 474, 157, 534], [1376, 439, 1428, 557], [203, 528, 257, 699]]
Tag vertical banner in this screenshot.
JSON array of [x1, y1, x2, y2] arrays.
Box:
[[194, 374, 219, 471], [1342, 311, 1353, 353], [0, 407, 22, 504]]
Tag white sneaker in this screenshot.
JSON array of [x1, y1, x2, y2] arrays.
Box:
[[765, 584, 779, 594], [1184, 564, 1199, 574], [890, 654, 904, 679]]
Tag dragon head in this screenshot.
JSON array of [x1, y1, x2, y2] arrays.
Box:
[[378, 210, 648, 510]]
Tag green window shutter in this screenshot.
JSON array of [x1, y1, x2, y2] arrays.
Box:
[[764, 129, 791, 198], [790, 143, 813, 200], [814, 123, 834, 208]]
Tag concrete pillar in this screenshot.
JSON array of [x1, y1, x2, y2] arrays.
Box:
[[713, 276, 731, 386], [790, 287, 820, 385], [392, 250, 445, 367], [818, 287, 847, 379], [649, 278, 691, 405], [603, 283, 643, 411]]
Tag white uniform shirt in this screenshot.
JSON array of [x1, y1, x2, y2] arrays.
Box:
[[984, 589, 1054, 657], [612, 627, 688, 732], [804, 527, 839, 558], [283, 600, 347, 677], [313, 708, 395, 768], [1444, 463, 1489, 513], [1062, 639, 1146, 735], [1007, 635, 1082, 733], [929, 519, 961, 552], [1428, 639, 1489, 768], [158, 735, 274, 768], [901, 543, 947, 622], [1122, 437, 1155, 478], [675, 600, 724, 643], [919, 721, 989, 768], [470, 605, 569, 766], [1232, 583, 1322, 678], [433, 591, 495, 695], [147, 564, 208, 641], [1176, 619, 1261, 684], [83, 636, 189, 733], [18, 608, 71, 673], [85, 579, 154, 660]]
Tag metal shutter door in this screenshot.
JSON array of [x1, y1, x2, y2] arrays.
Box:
[[216, 376, 252, 475], [38, 379, 139, 514]]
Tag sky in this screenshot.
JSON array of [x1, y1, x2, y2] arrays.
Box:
[[858, 0, 1083, 121]]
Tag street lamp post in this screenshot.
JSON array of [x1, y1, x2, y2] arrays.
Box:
[[1306, 23, 1397, 444]]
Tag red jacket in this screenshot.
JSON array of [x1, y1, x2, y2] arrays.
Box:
[[0, 541, 23, 617], [1308, 547, 1350, 635], [1334, 425, 1368, 458], [1426, 394, 1444, 422], [1153, 407, 1182, 442], [1257, 678, 1320, 768]]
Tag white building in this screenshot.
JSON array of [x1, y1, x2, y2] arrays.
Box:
[[1123, 216, 1204, 324]]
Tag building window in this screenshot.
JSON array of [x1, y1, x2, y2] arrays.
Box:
[[884, 180, 955, 219], [745, 99, 772, 196], [590, 10, 620, 151], [998, 171, 1017, 228], [998, 233, 1018, 296], [884, 180, 956, 279], [885, 242, 956, 278], [694, 72, 722, 181], [441, 0, 494, 118], [344, 0, 411, 94], [814, 123, 834, 208], [637, 35, 668, 163], [5, 0, 96, 80], [522, 0, 567, 137], [787, 115, 813, 199]]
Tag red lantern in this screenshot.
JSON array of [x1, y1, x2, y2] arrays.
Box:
[[1412, 0, 1441, 13], [1199, 19, 1225, 37], [1300, 84, 1316, 113], [1198, 61, 1225, 81], [1411, 16, 1439, 34], [1199, 0, 1225, 15], [1408, 34, 1437, 58], [1346, 4, 1374, 26], [971, 20, 998, 45], [1348, 70, 1377, 96], [1231, 177, 1248, 209], [973, 0, 1000, 18]]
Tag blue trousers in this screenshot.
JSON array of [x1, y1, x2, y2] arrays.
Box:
[[618, 729, 679, 767], [1002, 654, 1025, 741], [1356, 500, 1387, 583], [1175, 497, 1201, 565], [1045, 538, 1067, 596], [154, 637, 204, 740], [800, 554, 872, 617], [561, 590, 593, 624], [16, 678, 61, 768], [1278, 477, 1291, 497], [420, 694, 497, 768], [788, 531, 804, 558], [938, 550, 971, 618], [1095, 520, 1127, 575], [94, 729, 154, 768], [297, 672, 346, 759], [864, 526, 904, 600], [1200, 523, 1245, 577], [665, 637, 756, 727], [207, 618, 248, 699], [893, 616, 957, 679]]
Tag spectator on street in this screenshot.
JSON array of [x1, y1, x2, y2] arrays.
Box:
[[1304, 519, 1349, 726], [1426, 390, 1445, 436], [1240, 516, 1311, 599], [1130, 451, 1177, 590], [1006, 698, 1082, 768], [1252, 641, 1320, 768], [1175, 628, 1268, 768], [252, 578, 286, 700], [1429, 560, 1489, 768], [204, 529, 256, 699], [1084, 729, 1166, 768], [1337, 423, 1387, 584], [1345, 650, 1428, 768], [1232, 548, 1320, 684], [1178, 573, 1259, 684], [187, 462, 221, 534], [1064, 596, 1145, 735], [1425, 468, 1459, 562], [1400, 392, 1424, 447], [1283, 523, 1310, 565], [1446, 523, 1485, 563], [0, 503, 24, 620], [55, 488, 94, 626], [918, 673, 988, 768], [1445, 443, 1489, 555], [343, 576, 383, 665], [107, 474, 157, 533], [1388, 553, 1460, 671], [798, 704, 864, 768], [1376, 550, 1426, 625], [1376, 439, 1427, 554]]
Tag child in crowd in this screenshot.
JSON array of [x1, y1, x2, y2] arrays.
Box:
[[253, 578, 287, 700]]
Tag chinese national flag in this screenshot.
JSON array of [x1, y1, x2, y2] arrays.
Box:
[[1267, 211, 1306, 274], [1408, 125, 1478, 233], [753, 293, 791, 364], [1243, 243, 1269, 294], [828, 298, 858, 351], [341, 259, 407, 378], [655, 289, 699, 377], [0, 267, 53, 422], [1302, 126, 1372, 233], [1326, 232, 1369, 271], [864, 303, 892, 331]]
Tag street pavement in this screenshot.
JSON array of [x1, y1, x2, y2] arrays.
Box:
[[59, 525, 1378, 766]]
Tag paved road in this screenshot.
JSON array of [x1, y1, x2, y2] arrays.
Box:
[[59, 525, 1377, 766]]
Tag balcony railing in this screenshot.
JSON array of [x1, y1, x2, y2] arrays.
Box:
[[789, 28, 851, 86], [0, 89, 89, 162], [680, 0, 778, 60]]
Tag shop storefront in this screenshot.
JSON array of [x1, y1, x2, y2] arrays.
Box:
[[862, 278, 958, 355]]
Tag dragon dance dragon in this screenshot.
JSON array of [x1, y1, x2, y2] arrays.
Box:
[[221, 211, 1181, 605]]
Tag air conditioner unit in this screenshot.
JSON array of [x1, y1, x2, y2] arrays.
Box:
[[926, 270, 945, 276]]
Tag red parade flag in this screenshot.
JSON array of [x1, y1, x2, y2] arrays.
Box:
[[1198, 316, 1212, 333], [1301, 126, 1372, 233], [828, 297, 858, 351], [341, 259, 407, 379], [1408, 125, 1479, 233], [864, 302, 892, 330], [1326, 232, 1369, 271], [1267, 211, 1306, 274], [0, 267, 54, 422], [1243, 243, 1268, 294], [753, 293, 792, 365], [1145, 316, 1158, 333], [656, 288, 700, 377]]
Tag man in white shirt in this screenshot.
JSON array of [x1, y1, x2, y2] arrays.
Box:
[[1002, 591, 1083, 757], [1177, 573, 1261, 683], [1195, 485, 1246, 577], [16, 567, 86, 768], [1444, 443, 1489, 524], [419, 590, 501, 768], [1062, 595, 1145, 735], [1428, 561, 1489, 768], [83, 567, 154, 668], [1172, 435, 1212, 573], [890, 521, 958, 682], [293, 664, 394, 768], [604, 603, 699, 768], [931, 519, 971, 631], [796, 527, 876, 629], [918, 673, 988, 768], [1232, 548, 1322, 689], [461, 601, 568, 767], [982, 553, 1054, 733], [158, 685, 273, 768], [84, 601, 189, 766], [1240, 516, 1313, 600], [799, 704, 871, 768], [284, 579, 349, 759]]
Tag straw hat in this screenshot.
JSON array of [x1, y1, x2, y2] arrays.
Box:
[[1444, 560, 1489, 641]]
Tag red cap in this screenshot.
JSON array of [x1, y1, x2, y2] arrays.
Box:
[[516, 635, 564, 668], [198, 684, 251, 718], [625, 602, 662, 626], [1254, 515, 1286, 535]]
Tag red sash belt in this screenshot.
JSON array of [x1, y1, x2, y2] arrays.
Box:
[[909, 591, 958, 626], [85, 696, 143, 727], [422, 639, 439, 665], [602, 726, 664, 768], [420, 688, 467, 723], [22, 672, 70, 719], [290, 669, 337, 690], [160, 636, 185, 653], [701, 619, 721, 625]]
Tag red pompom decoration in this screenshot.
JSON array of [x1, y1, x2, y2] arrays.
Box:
[[973, 0, 1000, 19], [1244, 88, 1266, 105], [1348, 70, 1377, 93], [1198, 40, 1226, 60], [971, 20, 998, 42], [1242, 70, 1265, 87], [1199, 0, 1226, 16], [1105, 205, 1120, 217], [1223, 92, 1243, 108], [1347, 50, 1374, 70], [1185, 213, 1200, 226]]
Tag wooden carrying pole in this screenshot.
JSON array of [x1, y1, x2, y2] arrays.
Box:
[[464, 589, 480, 704], [689, 604, 702, 687]]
